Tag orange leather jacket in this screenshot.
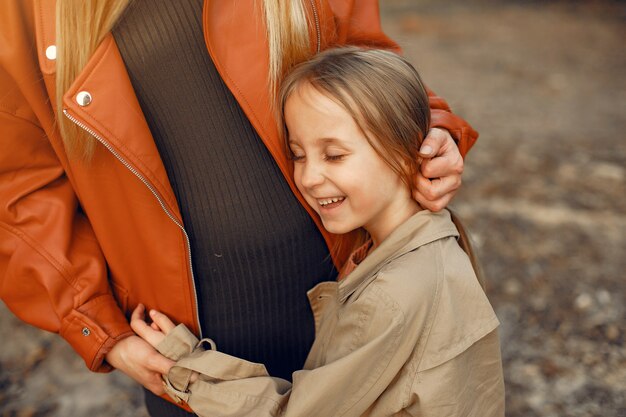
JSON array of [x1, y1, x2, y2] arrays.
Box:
[[0, 0, 478, 374]]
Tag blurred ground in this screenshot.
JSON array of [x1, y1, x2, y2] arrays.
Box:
[[1, 1, 625, 416]]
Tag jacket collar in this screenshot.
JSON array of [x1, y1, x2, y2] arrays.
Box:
[[338, 210, 460, 303]]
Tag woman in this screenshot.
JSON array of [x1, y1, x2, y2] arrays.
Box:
[[0, 1, 477, 415]]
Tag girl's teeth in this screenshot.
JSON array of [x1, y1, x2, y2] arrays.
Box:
[[319, 197, 344, 206]]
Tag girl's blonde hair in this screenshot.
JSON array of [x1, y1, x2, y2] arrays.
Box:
[[56, 0, 313, 158], [278, 47, 483, 284]]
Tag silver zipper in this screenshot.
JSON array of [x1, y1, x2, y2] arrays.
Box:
[[63, 109, 203, 338], [310, 0, 321, 53]]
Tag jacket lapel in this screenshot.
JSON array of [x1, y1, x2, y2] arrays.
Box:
[[202, 0, 342, 262], [202, 0, 281, 165], [34, 0, 181, 220], [61, 34, 181, 219]]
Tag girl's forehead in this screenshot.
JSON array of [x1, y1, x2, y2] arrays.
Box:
[[293, 81, 360, 113], [284, 82, 382, 150], [288, 83, 335, 108]]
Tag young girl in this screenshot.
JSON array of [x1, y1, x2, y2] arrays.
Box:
[[131, 47, 504, 416]]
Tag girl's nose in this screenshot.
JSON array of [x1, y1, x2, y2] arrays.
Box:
[[298, 161, 325, 189]]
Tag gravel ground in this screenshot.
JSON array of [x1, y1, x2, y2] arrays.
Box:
[[1, 1, 624, 416]]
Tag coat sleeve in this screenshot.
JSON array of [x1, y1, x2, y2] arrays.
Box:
[[156, 283, 425, 417], [406, 330, 505, 417], [329, 0, 479, 157], [0, 0, 133, 372]]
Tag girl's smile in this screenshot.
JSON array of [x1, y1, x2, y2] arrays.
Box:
[[317, 196, 345, 208]]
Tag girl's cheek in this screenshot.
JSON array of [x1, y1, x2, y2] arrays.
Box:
[[293, 168, 305, 191]]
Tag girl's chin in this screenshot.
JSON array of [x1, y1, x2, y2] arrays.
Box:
[[321, 219, 357, 235]]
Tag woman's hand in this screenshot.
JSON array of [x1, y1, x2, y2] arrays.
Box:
[[105, 304, 175, 395], [414, 128, 464, 212]]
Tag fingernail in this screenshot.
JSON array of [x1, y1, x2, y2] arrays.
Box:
[[421, 145, 433, 155], [150, 309, 156, 316]]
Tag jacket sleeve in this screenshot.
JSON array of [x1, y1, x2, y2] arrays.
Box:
[[0, 111, 134, 372], [329, 0, 479, 157], [156, 284, 422, 417], [0, 1, 134, 372]]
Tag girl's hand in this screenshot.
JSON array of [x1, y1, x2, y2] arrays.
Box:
[[414, 128, 464, 212], [130, 304, 176, 348], [104, 304, 177, 395], [129, 304, 199, 385], [104, 334, 174, 395]]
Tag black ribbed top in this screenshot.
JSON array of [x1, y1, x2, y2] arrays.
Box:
[[112, 0, 335, 414]]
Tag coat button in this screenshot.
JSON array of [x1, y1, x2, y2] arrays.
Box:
[[45, 45, 57, 60], [76, 91, 92, 107], [82, 327, 91, 336]]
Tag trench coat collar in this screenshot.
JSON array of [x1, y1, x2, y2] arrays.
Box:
[[338, 210, 460, 303]]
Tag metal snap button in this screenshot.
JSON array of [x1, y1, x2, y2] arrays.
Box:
[[76, 91, 92, 107], [45, 45, 57, 60], [82, 327, 91, 336]]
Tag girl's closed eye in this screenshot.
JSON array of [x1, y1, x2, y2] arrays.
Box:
[[324, 153, 345, 162], [322, 144, 349, 162], [288, 142, 306, 162]]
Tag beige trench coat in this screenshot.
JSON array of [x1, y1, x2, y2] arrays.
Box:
[[156, 210, 505, 416]]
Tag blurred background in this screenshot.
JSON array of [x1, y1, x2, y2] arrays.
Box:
[[1, 0, 624, 416]]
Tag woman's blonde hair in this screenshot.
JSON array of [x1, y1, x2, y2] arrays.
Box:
[[278, 47, 483, 283], [56, 0, 313, 158], [56, 0, 130, 158]]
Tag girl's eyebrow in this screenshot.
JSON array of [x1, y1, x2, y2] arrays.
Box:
[[318, 137, 342, 144], [288, 137, 344, 146], [314, 137, 350, 146]]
